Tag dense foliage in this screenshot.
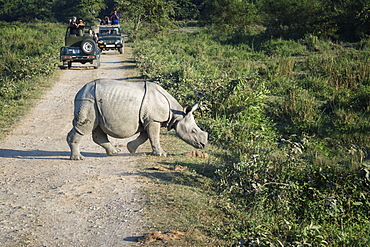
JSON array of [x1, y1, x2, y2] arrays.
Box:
[[259, 0, 370, 40], [2, 0, 370, 40], [0, 0, 106, 24], [115, 0, 177, 35], [132, 26, 370, 245]]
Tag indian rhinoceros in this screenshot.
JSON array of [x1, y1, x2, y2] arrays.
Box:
[[66, 79, 208, 160]]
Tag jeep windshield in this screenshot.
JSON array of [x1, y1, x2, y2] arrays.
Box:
[[99, 27, 120, 36]]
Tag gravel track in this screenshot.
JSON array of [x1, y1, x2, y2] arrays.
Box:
[[0, 47, 148, 246]]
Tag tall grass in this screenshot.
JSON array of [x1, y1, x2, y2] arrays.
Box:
[[133, 28, 370, 245], [0, 21, 64, 134]]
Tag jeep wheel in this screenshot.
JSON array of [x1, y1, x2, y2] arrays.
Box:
[[118, 47, 123, 54], [81, 39, 97, 55], [68, 61, 72, 69], [63, 61, 68, 69]]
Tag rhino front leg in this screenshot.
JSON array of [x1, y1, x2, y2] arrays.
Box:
[[127, 131, 148, 154], [67, 128, 85, 160], [146, 122, 167, 156], [92, 125, 120, 156]]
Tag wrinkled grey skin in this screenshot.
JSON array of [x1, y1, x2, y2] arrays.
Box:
[[66, 79, 208, 160]]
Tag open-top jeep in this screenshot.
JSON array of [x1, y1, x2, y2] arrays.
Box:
[[60, 27, 101, 69], [97, 25, 124, 54]]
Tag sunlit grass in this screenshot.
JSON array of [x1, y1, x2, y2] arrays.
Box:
[[0, 22, 64, 138]]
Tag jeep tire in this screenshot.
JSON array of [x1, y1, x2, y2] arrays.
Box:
[[63, 61, 68, 69], [80, 39, 97, 55], [63, 61, 72, 69]]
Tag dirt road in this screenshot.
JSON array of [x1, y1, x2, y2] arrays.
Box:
[[0, 47, 149, 246]]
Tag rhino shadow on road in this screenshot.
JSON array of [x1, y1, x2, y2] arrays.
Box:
[[0, 148, 130, 159]]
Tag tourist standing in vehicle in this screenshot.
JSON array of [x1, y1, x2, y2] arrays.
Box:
[[76, 18, 85, 36], [88, 29, 98, 42], [110, 10, 120, 25], [100, 15, 111, 25], [68, 16, 78, 35]]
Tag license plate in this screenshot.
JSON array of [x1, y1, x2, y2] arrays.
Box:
[[106, 44, 115, 48]]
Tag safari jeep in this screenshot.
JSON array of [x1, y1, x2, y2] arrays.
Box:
[[97, 25, 124, 54], [60, 27, 101, 69]]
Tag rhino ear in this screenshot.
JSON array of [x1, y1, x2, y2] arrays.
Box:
[[184, 103, 199, 115]]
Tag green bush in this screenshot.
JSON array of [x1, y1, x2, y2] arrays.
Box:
[[261, 38, 307, 56]]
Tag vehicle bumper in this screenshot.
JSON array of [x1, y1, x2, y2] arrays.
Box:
[[60, 46, 100, 62], [60, 55, 98, 62], [98, 43, 123, 50]]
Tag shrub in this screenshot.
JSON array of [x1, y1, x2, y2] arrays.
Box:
[[261, 38, 307, 56]]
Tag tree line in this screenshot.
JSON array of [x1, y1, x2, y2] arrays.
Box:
[[1, 0, 370, 41]]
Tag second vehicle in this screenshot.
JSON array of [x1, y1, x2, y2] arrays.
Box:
[[97, 25, 124, 54]]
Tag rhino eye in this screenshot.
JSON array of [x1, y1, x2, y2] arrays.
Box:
[[191, 129, 197, 134]]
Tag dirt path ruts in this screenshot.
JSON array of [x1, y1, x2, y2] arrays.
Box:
[[0, 47, 148, 246]]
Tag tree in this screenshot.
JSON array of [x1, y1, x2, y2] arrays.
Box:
[[52, 0, 106, 24], [172, 0, 202, 20], [76, 0, 107, 21], [258, 0, 336, 39], [201, 0, 260, 33], [115, 0, 176, 34], [258, 0, 370, 40], [332, 0, 370, 40], [0, 0, 106, 24], [0, 0, 57, 22]]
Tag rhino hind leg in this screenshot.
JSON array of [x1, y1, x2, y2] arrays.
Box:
[[92, 125, 120, 156], [67, 100, 97, 160], [127, 131, 149, 154], [67, 128, 86, 160]]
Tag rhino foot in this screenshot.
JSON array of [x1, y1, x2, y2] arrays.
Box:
[[151, 150, 167, 157], [107, 147, 121, 156], [127, 141, 138, 154], [70, 154, 85, 160]]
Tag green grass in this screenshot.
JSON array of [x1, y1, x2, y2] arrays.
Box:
[[0, 21, 65, 137], [132, 26, 370, 245]]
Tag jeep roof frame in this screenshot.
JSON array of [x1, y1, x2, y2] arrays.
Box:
[[64, 26, 95, 47]]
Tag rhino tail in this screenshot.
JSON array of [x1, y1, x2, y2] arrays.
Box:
[[73, 80, 99, 135], [139, 81, 150, 128]]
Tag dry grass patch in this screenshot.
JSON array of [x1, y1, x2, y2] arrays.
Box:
[[137, 131, 233, 246]]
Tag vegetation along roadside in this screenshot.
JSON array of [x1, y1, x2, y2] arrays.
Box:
[[0, 22, 65, 138], [131, 23, 370, 246]]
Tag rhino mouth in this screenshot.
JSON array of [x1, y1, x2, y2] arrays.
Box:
[[194, 133, 207, 149], [185, 137, 207, 149], [198, 141, 206, 149]]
